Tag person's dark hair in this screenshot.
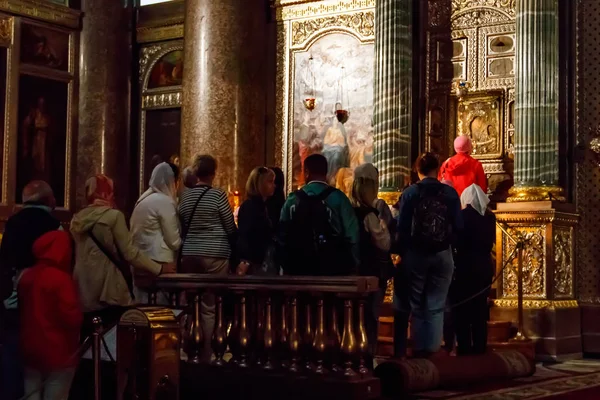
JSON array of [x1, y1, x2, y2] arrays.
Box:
[[304, 154, 328, 177], [167, 162, 180, 181], [415, 152, 440, 176], [193, 154, 217, 179]]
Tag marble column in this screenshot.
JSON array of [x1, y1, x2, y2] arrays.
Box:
[[77, 0, 132, 210], [510, 0, 561, 201], [373, 0, 412, 200], [181, 0, 266, 194]]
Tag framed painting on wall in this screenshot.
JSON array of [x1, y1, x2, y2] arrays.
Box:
[[46, 0, 69, 6], [20, 22, 70, 71], [16, 74, 68, 206], [147, 50, 183, 89]]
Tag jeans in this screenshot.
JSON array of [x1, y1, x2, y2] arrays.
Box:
[[1, 328, 24, 400], [24, 368, 75, 400], [405, 248, 454, 353]]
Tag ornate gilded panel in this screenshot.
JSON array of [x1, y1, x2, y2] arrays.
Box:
[[502, 226, 546, 299], [274, 0, 375, 191], [456, 94, 502, 159], [478, 24, 515, 90], [553, 227, 574, 299], [291, 11, 374, 48]]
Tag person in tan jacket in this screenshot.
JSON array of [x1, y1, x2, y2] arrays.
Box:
[[71, 174, 175, 338]]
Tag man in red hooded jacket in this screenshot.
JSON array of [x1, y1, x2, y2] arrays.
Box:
[[439, 136, 488, 197], [18, 230, 82, 400]]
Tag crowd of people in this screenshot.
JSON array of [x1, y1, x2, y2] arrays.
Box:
[[0, 135, 495, 399]]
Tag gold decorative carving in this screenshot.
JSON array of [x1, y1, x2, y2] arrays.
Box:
[[451, 0, 515, 17], [142, 92, 182, 109], [502, 226, 546, 298], [482, 162, 505, 174], [429, 0, 451, 28], [492, 299, 578, 309], [0, 0, 80, 29], [553, 227, 573, 298], [291, 11, 374, 46], [139, 44, 163, 81], [378, 191, 401, 206], [456, 94, 502, 159], [478, 24, 515, 90], [0, 16, 12, 46], [275, 0, 375, 21], [507, 186, 565, 203], [137, 24, 184, 44]]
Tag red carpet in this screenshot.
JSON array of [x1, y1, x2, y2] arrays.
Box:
[[413, 360, 600, 400]]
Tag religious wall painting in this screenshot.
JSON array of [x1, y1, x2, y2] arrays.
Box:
[[456, 94, 502, 159], [20, 23, 69, 71], [292, 33, 374, 191], [17, 75, 68, 206], [148, 50, 183, 89], [143, 108, 181, 189]]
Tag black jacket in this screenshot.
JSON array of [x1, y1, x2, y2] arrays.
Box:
[[0, 206, 61, 330], [237, 196, 273, 266], [453, 205, 496, 299]]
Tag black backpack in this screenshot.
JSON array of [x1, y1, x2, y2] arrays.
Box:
[[410, 182, 452, 253], [283, 186, 352, 276]]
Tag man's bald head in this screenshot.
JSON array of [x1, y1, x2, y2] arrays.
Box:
[[22, 180, 56, 208]]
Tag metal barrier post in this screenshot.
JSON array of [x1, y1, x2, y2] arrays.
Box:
[[92, 317, 103, 400], [512, 241, 529, 342]]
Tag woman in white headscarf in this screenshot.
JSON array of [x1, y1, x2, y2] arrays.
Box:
[[130, 162, 182, 303], [452, 183, 496, 356]]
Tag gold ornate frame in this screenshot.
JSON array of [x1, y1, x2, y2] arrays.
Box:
[[15, 17, 77, 212], [138, 39, 183, 195], [273, 0, 375, 192]]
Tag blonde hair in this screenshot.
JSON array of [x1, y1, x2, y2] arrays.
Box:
[[350, 176, 378, 208], [246, 167, 275, 198]]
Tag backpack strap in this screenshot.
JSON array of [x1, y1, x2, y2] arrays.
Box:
[[178, 186, 211, 268], [88, 228, 135, 300]]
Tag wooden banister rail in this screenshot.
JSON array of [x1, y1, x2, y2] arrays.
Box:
[[148, 274, 380, 384]]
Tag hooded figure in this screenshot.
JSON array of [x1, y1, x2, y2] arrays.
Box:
[[131, 163, 182, 300], [19, 231, 82, 399], [452, 183, 496, 355], [439, 136, 488, 197]]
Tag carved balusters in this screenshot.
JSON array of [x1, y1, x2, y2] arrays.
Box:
[[254, 296, 265, 367], [186, 292, 203, 364], [303, 299, 314, 371], [238, 293, 251, 368], [312, 298, 328, 374], [149, 291, 157, 305], [356, 299, 369, 375], [328, 299, 342, 374], [263, 296, 275, 370], [340, 299, 357, 379], [212, 294, 227, 366], [279, 298, 289, 369], [169, 291, 180, 307], [288, 296, 301, 373], [228, 297, 240, 365]]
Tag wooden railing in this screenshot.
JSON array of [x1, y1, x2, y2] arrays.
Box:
[[148, 274, 379, 381]]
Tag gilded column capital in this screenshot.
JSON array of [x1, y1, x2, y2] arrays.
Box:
[[507, 186, 564, 203]]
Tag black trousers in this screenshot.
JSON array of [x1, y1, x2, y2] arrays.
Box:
[[453, 291, 489, 355]]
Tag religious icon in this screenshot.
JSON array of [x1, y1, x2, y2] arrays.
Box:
[[291, 33, 374, 189], [20, 23, 69, 71], [17, 75, 68, 205], [148, 50, 183, 89]]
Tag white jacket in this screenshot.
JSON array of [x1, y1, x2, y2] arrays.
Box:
[[130, 192, 181, 263]]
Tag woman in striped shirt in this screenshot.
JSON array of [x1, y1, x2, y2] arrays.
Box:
[[178, 154, 237, 362]]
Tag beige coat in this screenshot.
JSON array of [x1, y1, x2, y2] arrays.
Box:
[[71, 206, 162, 312]]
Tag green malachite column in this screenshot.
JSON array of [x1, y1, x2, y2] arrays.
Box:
[[373, 0, 412, 198], [510, 0, 562, 201]]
